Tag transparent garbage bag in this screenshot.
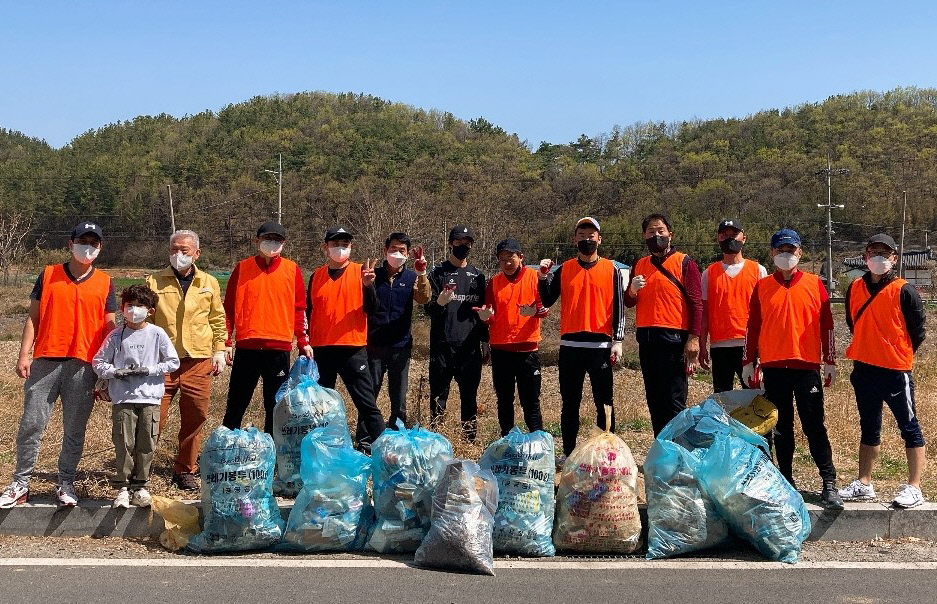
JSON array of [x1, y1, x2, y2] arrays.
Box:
[[657, 398, 768, 457]]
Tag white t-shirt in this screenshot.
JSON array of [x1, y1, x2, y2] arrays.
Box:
[[702, 259, 768, 347]]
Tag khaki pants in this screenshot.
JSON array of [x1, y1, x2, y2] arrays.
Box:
[[112, 403, 159, 488], [159, 357, 212, 474]]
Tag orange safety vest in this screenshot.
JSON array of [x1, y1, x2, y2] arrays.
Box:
[[33, 264, 112, 362], [488, 268, 541, 346], [633, 252, 690, 330], [845, 278, 914, 371], [706, 259, 761, 342], [559, 258, 614, 337], [308, 263, 368, 347], [756, 272, 822, 364], [233, 257, 297, 344]]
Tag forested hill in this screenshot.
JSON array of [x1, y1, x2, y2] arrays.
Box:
[[1, 87, 937, 270]]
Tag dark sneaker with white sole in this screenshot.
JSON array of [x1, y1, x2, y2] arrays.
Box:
[[172, 472, 200, 492], [820, 481, 844, 510]]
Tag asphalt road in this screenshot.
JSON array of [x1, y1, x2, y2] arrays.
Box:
[[2, 561, 937, 604]]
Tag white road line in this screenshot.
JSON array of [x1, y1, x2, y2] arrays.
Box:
[[0, 558, 935, 570]]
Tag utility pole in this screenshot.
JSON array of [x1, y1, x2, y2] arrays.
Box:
[[167, 184, 176, 233], [264, 153, 283, 223], [816, 156, 849, 293], [898, 190, 908, 277]]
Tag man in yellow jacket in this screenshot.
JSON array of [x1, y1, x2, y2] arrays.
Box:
[[146, 229, 226, 491]]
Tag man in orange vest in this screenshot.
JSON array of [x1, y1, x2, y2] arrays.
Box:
[[839, 234, 927, 508], [539, 217, 625, 456], [0, 222, 117, 508], [221, 221, 311, 435], [481, 239, 548, 436], [743, 228, 842, 509], [624, 213, 702, 436], [699, 219, 767, 392], [307, 226, 387, 451]]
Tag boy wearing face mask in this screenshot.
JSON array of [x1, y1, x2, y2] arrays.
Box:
[[308, 226, 387, 451], [624, 213, 702, 436], [699, 219, 767, 392], [839, 234, 927, 508], [538, 217, 626, 456], [425, 225, 488, 442], [743, 228, 842, 509], [222, 222, 311, 434], [359, 232, 431, 435], [145, 229, 227, 491], [0, 222, 118, 509], [93, 285, 180, 508]]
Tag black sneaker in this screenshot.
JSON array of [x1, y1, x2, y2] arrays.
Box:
[[172, 472, 200, 492], [821, 481, 844, 510]]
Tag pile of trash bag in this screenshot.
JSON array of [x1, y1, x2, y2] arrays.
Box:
[[279, 424, 373, 552], [414, 459, 499, 575], [478, 427, 556, 556], [553, 426, 642, 554], [368, 422, 454, 553], [272, 356, 352, 497], [188, 426, 284, 553]]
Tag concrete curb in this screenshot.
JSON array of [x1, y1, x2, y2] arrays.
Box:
[[3, 500, 936, 541]]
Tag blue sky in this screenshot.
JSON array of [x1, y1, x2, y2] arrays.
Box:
[[3, 1, 936, 149]]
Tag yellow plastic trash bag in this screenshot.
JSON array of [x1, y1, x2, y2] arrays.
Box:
[[728, 395, 778, 436], [150, 496, 201, 551]]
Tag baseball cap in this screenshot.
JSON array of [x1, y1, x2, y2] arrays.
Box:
[[71, 221, 103, 240], [324, 226, 353, 242], [770, 228, 801, 249], [449, 225, 475, 242], [575, 216, 601, 231], [495, 239, 523, 256], [717, 219, 743, 232], [256, 221, 287, 239], [866, 233, 897, 251]]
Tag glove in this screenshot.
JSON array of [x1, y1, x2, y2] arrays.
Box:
[[629, 274, 647, 295], [823, 363, 836, 388], [211, 351, 227, 375], [301, 344, 314, 359], [518, 303, 537, 317], [473, 305, 494, 321], [538, 259, 553, 280], [113, 367, 149, 379], [413, 245, 427, 275], [742, 362, 761, 388], [610, 341, 623, 365], [436, 283, 456, 306]]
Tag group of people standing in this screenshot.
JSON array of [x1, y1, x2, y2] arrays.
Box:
[[0, 214, 927, 512]]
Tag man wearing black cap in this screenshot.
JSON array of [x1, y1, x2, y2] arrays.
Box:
[[699, 219, 767, 392], [424, 225, 488, 442], [1, 222, 118, 508], [307, 226, 386, 449], [839, 233, 927, 508], [221, 222, 311, 434]]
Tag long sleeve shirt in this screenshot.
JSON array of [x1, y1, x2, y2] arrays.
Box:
[[538, 257, 626, 343], [93, 323, 181, 405], [623, 249, 703, 344], [424, 260, 488, 346], [368, 263, 432, 348], [844, 271, 926, 351]]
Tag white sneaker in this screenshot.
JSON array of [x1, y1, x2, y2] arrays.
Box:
[[113, 487, 131, 509], [56, 482, 78, 507], [0, 482, 29, 508], [131, 488, 151, 507], [892, 484, 924, 509], [838, 479, 876, 501]]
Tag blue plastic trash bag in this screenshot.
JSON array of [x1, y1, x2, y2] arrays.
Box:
[[368, 422, 454, 553], [698, 435, 811, 564], [279, 425, 373, 551], [478, 427, 556, 556], [644, 439, 729, 559], [553, 427, 642, 554], [272, 356, 352, 497], [658, 398, 768, 457], [414, 459, 499, 575], [188, 426, 284, 553]]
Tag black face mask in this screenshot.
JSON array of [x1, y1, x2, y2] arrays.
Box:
[[645, 235, 669, 254], [451, 244, 471, 260], [577, 240, 598, 255], [719, 238, 744, 254]]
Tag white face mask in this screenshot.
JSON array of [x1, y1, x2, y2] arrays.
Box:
[[386, 251, 407, 268], [866, 256, 893, 275], [259, 240, 283, 258], [122, 305, 149, 324], [773, 252, 799, 271], [170, 252, 194, 272], [72, 244, 100, 264], [328, 246, 351, 263]]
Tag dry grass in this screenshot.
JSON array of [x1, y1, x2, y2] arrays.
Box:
[[1, 281, 936, 504]]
